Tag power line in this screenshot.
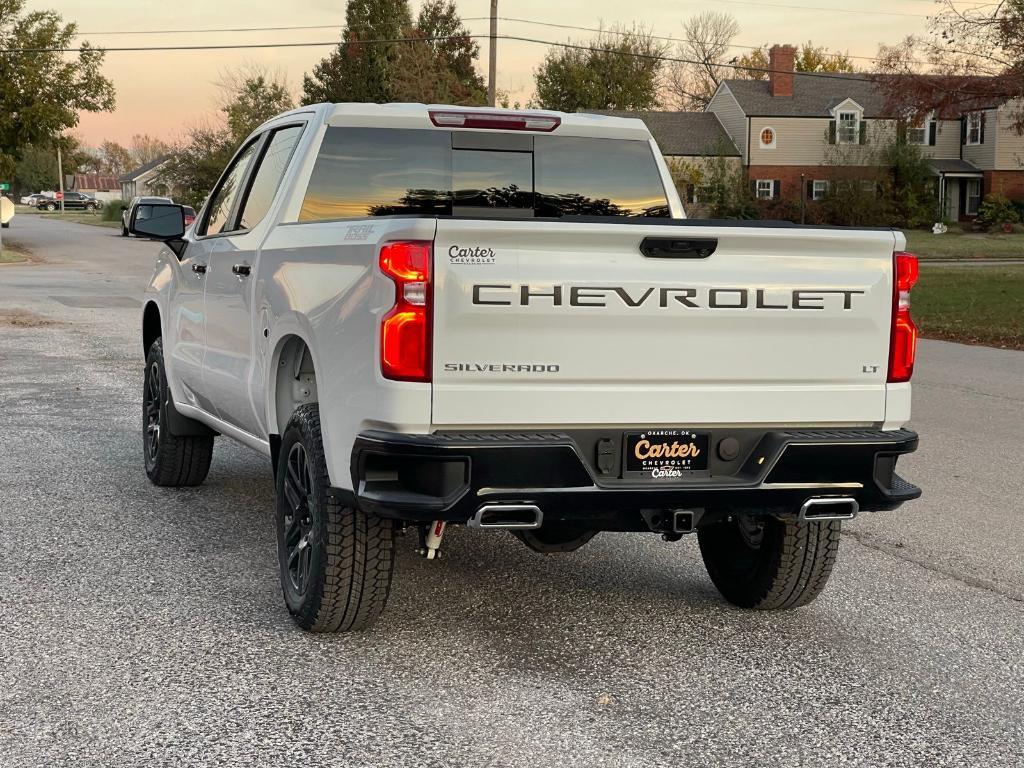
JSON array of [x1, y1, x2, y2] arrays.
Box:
[[70, 14, 926, 65], [0, 32, 896, 85]]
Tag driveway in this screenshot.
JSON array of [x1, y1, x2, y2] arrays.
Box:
[[1, 217, 1022, 767]]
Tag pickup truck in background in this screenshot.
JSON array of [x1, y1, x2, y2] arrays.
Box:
[[134, 103, 921, 633]]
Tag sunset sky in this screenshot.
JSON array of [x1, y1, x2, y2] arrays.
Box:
[[34, 0, 938, 148]]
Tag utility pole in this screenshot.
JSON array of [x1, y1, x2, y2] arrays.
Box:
[[487, 0, 497, 107], [56, 144, 65, 213]]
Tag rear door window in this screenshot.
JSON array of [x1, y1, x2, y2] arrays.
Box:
[[298, 127, 669, 221], [237, 124, 304, 231]]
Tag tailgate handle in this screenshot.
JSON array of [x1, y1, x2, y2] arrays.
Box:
[[640, 237, 717, 259]]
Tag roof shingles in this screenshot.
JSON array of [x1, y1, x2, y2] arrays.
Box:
[[590, 110, 740, 156]]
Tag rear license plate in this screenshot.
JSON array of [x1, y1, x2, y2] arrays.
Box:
[[624, 429, 709, 477]]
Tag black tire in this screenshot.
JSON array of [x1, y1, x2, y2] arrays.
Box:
[[143, 338, 214, 486], [697, 514, 840, 610], [276, 404, 395, 632], [121, 224, 128, 237], [44, 203, 56, 211]]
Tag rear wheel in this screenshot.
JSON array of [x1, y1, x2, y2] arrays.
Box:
[[44, 203, 56, 211], [276, 404, 396, 632], [143, 338, 214, 486], [697, 514, 840, 610]]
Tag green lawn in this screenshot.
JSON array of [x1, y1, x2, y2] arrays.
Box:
[[15, 205, 120, 228], [904, 229, 1024, 260], [915, 264, 1024, 349]]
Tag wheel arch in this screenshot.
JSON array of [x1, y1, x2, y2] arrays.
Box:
[[142, 301, 162, 355], [269, 333, 321, 467]]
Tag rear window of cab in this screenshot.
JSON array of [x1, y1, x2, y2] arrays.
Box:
[[298, 127, 670, 221]]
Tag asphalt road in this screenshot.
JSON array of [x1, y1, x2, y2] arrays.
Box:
[[1, 215, 1022, 767]]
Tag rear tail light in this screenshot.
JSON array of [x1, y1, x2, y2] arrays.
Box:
[[428, 109, 561, 132], [888, 251, 919, 383], [379, 241, 432, 382]]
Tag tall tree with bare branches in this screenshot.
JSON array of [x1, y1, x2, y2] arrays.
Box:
[[663, 12, 740, 110]]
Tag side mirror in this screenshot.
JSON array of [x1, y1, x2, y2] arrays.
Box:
[[129, 203, 186, 240], [120, 204, 128, 211]]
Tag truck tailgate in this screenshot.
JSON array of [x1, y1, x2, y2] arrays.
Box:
[[431, 219, 898, 428]]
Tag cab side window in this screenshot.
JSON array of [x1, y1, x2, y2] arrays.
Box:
[[237, 125, 304, 231], [200, 139, 260, 236]]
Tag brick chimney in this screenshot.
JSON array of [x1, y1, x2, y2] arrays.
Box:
[[769, 44, 796, 97]]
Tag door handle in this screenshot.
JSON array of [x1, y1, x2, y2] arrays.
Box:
[[191, 263, 207, 274], [232, 263, 251, 277]]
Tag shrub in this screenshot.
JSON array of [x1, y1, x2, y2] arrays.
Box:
[[101, 202, 123, 222], [976, 194, 1021, 227]]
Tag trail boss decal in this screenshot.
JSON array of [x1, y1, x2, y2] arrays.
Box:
[[471, 284, 865, 310], [626, 430, 710, 476]]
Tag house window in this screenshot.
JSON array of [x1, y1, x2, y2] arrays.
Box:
[[907, 114, 930, 145], [966, 112, 983, 145], [759, 127, 776, 149], [838, 111, 860, 143], [860, 179, 877, 196], [811, 180, 829, 201], [756, 179, 775, 199], [965, 179, 982, 215]]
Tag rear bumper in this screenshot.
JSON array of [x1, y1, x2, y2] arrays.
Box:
[[347, 427, 920, 528]]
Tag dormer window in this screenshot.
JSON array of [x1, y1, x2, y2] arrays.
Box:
[[837, 111, 860, 144]]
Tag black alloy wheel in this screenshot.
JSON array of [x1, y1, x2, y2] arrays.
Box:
[[280, 442, 316, 597], [143, 359, 162, 471]]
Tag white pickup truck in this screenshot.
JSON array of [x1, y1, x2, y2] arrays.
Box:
[[135, 103, 921, 632]]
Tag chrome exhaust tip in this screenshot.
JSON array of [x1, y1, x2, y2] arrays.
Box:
[[468, 503, 543, 530], [799, 496, 859, 522]]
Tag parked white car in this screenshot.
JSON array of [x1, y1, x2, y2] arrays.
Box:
[[134, 103, 921, 632]]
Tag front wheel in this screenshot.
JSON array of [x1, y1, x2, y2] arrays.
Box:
[[44, 203, 56, 211], [697, 514, 840, 610], [276, 404, 396, 632], [143, 338, 214, 486]]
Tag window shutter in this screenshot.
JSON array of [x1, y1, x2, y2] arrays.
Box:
[[960, 117, 967, 145], [896, 121, 907, 143], [685, 184, 695, 204], [751, 180, 757, 196], [828, 120, 837, 144], [773, 179, 782, 199], [980, 113, 986, 144], [806, 180, 814, 200], [859, 121, 868, 145], [928, 121, 937, 146]]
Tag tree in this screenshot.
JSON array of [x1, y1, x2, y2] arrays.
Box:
[[735, 42, 854, 81], [0, 0, 115, 179], [663, 12, 740, 110], [533, 27, 667, 112], [391, 28, 483, 105], [98, 140, 134, 175], [874, 1, 1024, 131], [129, 134, 169, 166], [413, 0, 486, 101], [220, 68, 293, 144], [301, 0, 411, 104], [162, 68, 294, 208]]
